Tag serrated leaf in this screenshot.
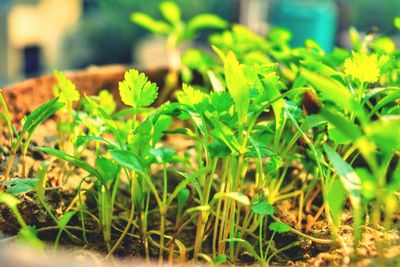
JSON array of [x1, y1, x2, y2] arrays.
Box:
[[269, 221, 291, 233], [1, 178, 38, 195], [119, 69, 158, 111], [224, 51, 249, 127], [210, 91, 233, 114], [251, 200, 275, 215], [176, 83, 209, 111], [53, 70, 80, 103], [208, 140, 231, 158], [149, 147, 176, 163]]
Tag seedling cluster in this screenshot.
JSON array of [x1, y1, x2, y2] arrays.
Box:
[[0, 2, 399, 266]]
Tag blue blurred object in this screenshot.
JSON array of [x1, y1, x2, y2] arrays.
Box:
[[270, 0, 337, 52]]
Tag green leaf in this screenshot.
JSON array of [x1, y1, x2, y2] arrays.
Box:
[[395, 17, 400, 30], [35, 161, 50, 201], [159, 1, 181, 26], [269, 222, 291, 234], [0, 90, 12, 135], [38, 147, 104, 184], [177, 188, 190, 210], [356, 168, 376, 200], [251, 200, 275, 216], [322, 108, 362, 143], [1, 178, 38, 195], [95, 157, 120, 183], [207, 118, 241, 153], [213, 192, 250, 206], [182, 49, 215, 73], [187, 14, 227, 35], [210, 92, 233, 115], [149, 147, 176, 163], [53, 70, 80, 104], [76, 135, 116, 149], [214, 255, 227, 265], [131, 12, 171, 34], [323, 144, 361, 204], [301, 68, 365, 122], [224, 51, 249, 127], [58, 210, 76, 229], [208, 140, 231, 158], [110, 150, 145, 175], [326, 179, 346, 227], [167, 168, 209, 207], [364, 115, 400, 151], [119, 69, 158, 111], [176, 84, 209, 112], [20, 97, 64, 139]]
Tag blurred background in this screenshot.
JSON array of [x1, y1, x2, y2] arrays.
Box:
[[0, 0, 399, 86]]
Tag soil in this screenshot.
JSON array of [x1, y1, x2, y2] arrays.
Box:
[[1, 67, 400, 266]]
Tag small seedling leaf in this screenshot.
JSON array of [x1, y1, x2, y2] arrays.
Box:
[[187, 14, 227, 35], [119, 69, 158, 111], [58, 210, 76, 229], [251, 200, 275, 216], [95, 157, 120, 183], [159, 1, 181, 26], [213, 192, 250, 206], [131, 12, 171, 34], [323, 144, 361, 205], [269, 222, 291, 234], [149, 147, 176, 163], [214, 255, 227, 265], [53, 70, 80, 104], [1, 178, 38, 195], [110, 149, 145, 175], [177, 188, 190, 210], [224, 51, 249, 127], [38, 147, 104, 184], [208, 140, 231, 158]]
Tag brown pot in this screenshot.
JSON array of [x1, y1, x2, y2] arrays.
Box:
[[1, 65, 168, 122]]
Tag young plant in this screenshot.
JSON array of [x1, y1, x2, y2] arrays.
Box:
[[0, 92, 64, 181], [131, 1, 227, 103]]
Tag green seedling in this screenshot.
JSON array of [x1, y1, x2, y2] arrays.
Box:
[[1, 11, 399, 267], [0, 93, 64, 181], [131, 1, 227, 104]]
